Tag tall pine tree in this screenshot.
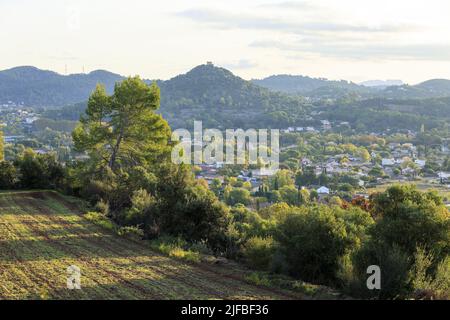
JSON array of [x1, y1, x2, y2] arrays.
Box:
[[73, 77, 172, 173]]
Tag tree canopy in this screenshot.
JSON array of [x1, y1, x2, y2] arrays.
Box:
[[73, 77, 172, 173]]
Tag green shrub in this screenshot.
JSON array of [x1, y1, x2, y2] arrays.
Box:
[[84, 211, 117, 232], [0, 161, 19, 189], [410, 249, 450, 300], [117, 226, 144, 240], [351, 244, 412, 299], [125, 189, 156, 225], [245, 272, 271, 287], [94, 199, 110, 216], [242, 236, 275, 271], [149, 236, 201, 263], [369, 185, 450, 260], [275, 205, 373, 285]]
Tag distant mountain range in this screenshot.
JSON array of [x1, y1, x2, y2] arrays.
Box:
[[2, 65, 450, 108]]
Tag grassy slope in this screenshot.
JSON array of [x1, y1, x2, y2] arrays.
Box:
[[0, 191, 302, 300]]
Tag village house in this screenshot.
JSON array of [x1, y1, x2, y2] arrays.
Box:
[[382, 158, 395, 166], [438, 172, 450, 184], [251, 168, 277, 178]]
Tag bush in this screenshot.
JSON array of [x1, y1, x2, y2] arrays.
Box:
[[84, 211, 117, 232], [0, 161, 19, 189], [242, 236, 275, 271], [117, 226, 145, 241], [231, 205, 271, 240], [275, 205, 372, 285], [369, 185, 450, 260], [94, 199, 110, 216], [351, 244, 412, 299], [125, 189, 156, 225], [225, 187, 252, 206], [14, 149, 64, 189], [149, 236, 200, 263], [410, 248, 450, 300], [245, 272, 271, 287], [346, 186, 450, 299]]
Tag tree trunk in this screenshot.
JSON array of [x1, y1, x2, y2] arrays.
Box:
[[109, 133, 123, 170]]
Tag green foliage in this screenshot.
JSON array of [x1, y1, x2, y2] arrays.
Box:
[[410, 248, 450, 299], [0, 161, 19, 189], [245, 272, 272, 287], [352, 244, 412, 299], [242, 236, 275, 271], [117, 226, 145, 241], [14, 149, 64, 189], [70, 78, 231, 252], [349, 185, 450, 299], [270, 169, 294, 190], [155, 165, 231, 250], [275, 205, 373, 285], [125, 189, 156, 225], [370, 185, 449, 259], [296, 167, 317, 187], [279, 185, 301, 206], [73, 77, 171, 173], [94, 199, 110, 216], [224, 187, 252, 206], [84, 211, 117, 232], [0, 67, 122, 106], [159, 64, 309, 129], [149, 236, 201, 263]]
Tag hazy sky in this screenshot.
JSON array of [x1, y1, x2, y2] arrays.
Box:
[[1, 0, 450, 84]]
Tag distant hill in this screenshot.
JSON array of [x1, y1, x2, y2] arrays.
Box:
[[33, 64, 310, 129], [252, 74, 374, 99], [0, 66, 124, 106], [157, 64, 309, 128], [382, 79, 450, 99], [253, 74, 450, 100], [3, 65, 450, 130], [252, 75, 331, 94]]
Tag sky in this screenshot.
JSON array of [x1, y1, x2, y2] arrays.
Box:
[[1, 0, 450, 84]]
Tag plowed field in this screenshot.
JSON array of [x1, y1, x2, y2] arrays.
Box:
[[0, 191, 301, 300]]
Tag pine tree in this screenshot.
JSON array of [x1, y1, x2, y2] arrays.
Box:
[[73, 77, 172, 173]]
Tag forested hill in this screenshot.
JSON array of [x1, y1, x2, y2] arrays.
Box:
[[0, 66, 124, 106], [3, 65, 450, 109], [253, 74, 450, 100], [4, 64, 450, 131], [157, 64, 308, 129], [381, 79, 450, 99], [252, 74, 334, 94], [252, 74, 375, 98], [40, 64, 310, 129]]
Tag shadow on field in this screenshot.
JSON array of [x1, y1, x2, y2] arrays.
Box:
[[21, 276, 256, 300], [0, 234, 158, 262]]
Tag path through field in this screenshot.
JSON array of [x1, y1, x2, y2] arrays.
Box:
[[0, 191, 299, 300]]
